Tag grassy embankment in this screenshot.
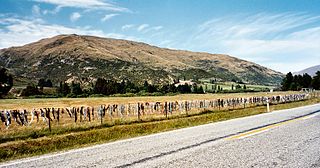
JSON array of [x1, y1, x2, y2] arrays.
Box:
[[0, 95, 319, 162]]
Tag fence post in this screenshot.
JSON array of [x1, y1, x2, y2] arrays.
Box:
[[165, 102, 168, 119], [266, 98, 270, 112], [45, 108, 51, 132], [138, 103, 141, 121], [185, 101, 188, 116], [99, 105, 103, 125]]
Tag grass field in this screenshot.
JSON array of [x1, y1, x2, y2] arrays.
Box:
[[0, 91, 298, 111], [0, 96, 319, 162], [201, 81, 276, 92]]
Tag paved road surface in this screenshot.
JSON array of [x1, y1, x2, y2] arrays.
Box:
[[1, 103, 320, 168]]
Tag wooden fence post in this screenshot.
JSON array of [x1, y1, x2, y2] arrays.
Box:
[[138, 103, 141, 121], [165, 102, 168, 119]]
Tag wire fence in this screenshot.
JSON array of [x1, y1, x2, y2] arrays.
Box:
[[1, 92, 319, 131]]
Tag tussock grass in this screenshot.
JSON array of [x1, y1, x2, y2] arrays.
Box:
[[0, 98, 319, 162]]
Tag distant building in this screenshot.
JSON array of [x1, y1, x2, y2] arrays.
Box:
[[174, 80, 195, 87]]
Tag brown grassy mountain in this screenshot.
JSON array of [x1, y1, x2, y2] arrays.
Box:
[[0, 34, 283, 86]]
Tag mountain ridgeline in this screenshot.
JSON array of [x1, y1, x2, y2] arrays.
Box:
[[0, 34, 283, 86]]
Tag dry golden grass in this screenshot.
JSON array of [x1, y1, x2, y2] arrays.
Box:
[[0, 91, 301, 140], [0, 91, 299, 111]]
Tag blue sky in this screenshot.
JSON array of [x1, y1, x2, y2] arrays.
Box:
[[1, 0, 320, 73]]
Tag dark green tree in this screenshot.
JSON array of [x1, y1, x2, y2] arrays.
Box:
[[302, 73, 312, 88], [58, 81, 71, 96], [38, 79, 53, 88], [160, 84, 169, 93], [192, 84, 198, 93], [281, 72, 294, 91], [198, 86, 204, 94], [177, 83, 192, 93], [21, 85, 42, 97], [71, 82, 83, 95], [45, 79, 53, 87], [168, 84, 177, 93], [312, 71, 320, 90], [93, 78, 107, 95], [0, 68, 13, 98], [235, 84, 242, 90], [38, 78, 46, 88]]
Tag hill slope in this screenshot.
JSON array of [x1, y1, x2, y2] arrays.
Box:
[[294, 65, 320, 77], [0, 34, 283, 85]]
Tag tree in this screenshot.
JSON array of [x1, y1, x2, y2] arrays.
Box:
[[45, 79, 53, 87], [281, 72, 293, 91], [292, 75, 303, 91], [177, 83, 192, 93], [58, 81, 70, 96], [71, 82, 83, 95], [192, 84, 198, 93], [93, 78, 107, 95], [168, 84, 177, 93], [235, 84, 242, 90], [38, 79, 53, 88], [160, 84, 168, 93], [197, 86, 204, 94], [312, 71, 320, 90], [0, 68, 13, 97], [243, 84, 247, 90], [38, 78, 46, 88], [302, 73, 312, 88], [21, 85, 42, 97]]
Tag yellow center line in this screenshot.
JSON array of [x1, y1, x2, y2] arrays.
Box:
[[226, 116, 307, 140]]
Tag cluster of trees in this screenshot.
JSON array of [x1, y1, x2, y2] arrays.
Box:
[[0, 68, 13, 98], [21, 78, 205, 98], [5, 67, 319, 98], [282, 72, 320, 91], [231, 84, 247, 90], [38, 79, 53, 88], [91, 78, 204, 96]]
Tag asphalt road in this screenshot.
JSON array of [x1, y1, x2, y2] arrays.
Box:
[[2, 103, 320, 168]]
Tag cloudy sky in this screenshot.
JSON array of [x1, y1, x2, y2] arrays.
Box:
[[0, 0, 320, 73]]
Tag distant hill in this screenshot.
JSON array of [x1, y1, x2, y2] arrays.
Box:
[[0, 34, 283, 86], [293, 65, 320, 77]]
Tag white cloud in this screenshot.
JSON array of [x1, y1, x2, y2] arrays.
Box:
[[0, 17, 102, 48], [32, 5, 41, 16], [152, 26, 163, 31], [143, 26, 163, 33], [101, 13, 118, 22], [104, 33, 141, 42], [70, 12, 81, 22], [137, 24, 149, 32], [42, 6, 62, 15], [0, 16, 140, 49], [33, 0, 129, 12], [182, 13, 320, 73], [121, 24, 134, 31]]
